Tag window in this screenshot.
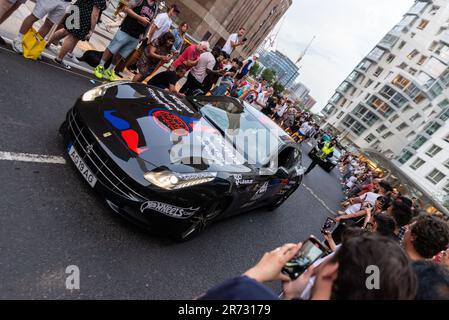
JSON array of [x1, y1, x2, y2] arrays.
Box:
[[444, 159, 449, 169], [439, 108, 449, 121], [413, 93, 426, 104], [376, 124, 387, 133], [407, 49, 419, 60], [380, 85, 397, 99], [365, 134, 376, 143], [407, 131, 416, 140], [389, 114, 399, 123], [398, 62, 408, 69], [417, 19, 429, 30], [351, 104, 379, 126], [365, 79, 373, 88], [417, 55, 427, 65], [347, 71, 360, 82], [411, 135, 428, 150], [367, 47, 385, 62], [403, 105, 413, 113], [426, 145, 442, 157], [368, 96, 394, 117], [426, 169, 445, 185], [439, 100, 449, 109], [337, 111, 344, 119], [374, 67, 384, 77], [424, 122, 442, 136], [408, 68, 418, 76], [392, 75, 411, 90], [410, 158, 425, 170], [382, 131, 393, 139], [397, 122, 409, 131], [398, 41, 407, 50], [386, 54, 395, 63], [342, 116, 367, 135], [429, 41, 438, 52], [410, 113, 422, 122], [398, 150, 414, 164]]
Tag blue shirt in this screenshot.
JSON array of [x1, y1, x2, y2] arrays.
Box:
[[197, 276, 279, 300]]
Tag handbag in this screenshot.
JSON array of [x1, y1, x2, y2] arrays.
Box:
[[22, 28, 46, 60]]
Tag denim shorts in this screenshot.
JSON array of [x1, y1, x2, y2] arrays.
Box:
[[107, 29, 139, 58]]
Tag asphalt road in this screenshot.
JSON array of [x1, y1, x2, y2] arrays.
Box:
[[0, 47, 344, 299]]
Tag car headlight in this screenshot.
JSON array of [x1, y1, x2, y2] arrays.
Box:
[[144, 170, 217, 190], [81, 81, 133, 101]]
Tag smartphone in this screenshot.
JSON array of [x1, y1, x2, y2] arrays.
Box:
[[282, 236, 328, 280], [321, 217, 337, 234]]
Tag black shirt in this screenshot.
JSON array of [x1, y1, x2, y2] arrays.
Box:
[[120, 0, 158, 39], [148, 71, 179, 90]]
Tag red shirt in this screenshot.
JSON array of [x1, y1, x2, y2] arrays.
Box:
[[172, 45, 200, 70]]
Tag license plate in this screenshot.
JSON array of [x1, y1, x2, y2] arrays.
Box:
[[68, 145, 97, 188]]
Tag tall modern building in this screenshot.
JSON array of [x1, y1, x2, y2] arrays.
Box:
[[288, 81, 317, 109], [259, 50, 300, 87], [176, 0, 292, 58], [323, 0, 449, 211]]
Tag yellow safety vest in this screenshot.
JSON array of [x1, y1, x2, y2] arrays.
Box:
[[318, 143, 334, 160]]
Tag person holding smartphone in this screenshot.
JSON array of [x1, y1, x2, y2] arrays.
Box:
[[133, 31, 175, 82], [197, 233, 417, 300]]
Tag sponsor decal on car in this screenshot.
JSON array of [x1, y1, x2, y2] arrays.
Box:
[[250, 181, 269, 201], [140, 201, 200, 219], [103, 110, 148, 154], [233, 174, 254, 186], [152, 110, 191, 136]]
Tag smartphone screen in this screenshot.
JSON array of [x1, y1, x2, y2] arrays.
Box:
[[321, 217, 337, 233], [282, 238, 325, 280]]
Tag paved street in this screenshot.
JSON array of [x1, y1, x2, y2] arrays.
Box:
[[0, 47, 344, 299]]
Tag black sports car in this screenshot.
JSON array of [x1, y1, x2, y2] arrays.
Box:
[[60, 82, 305, 240]]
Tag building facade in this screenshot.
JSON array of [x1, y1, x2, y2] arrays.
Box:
[[259, 50, 299, 87], [322, 0, 449, 211], [175, 0, 292, 58]]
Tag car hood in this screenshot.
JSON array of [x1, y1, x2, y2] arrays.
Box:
[[77, 82, 252, 174]]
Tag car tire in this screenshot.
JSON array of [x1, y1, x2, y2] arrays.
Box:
[[174, 199, 229, 242]]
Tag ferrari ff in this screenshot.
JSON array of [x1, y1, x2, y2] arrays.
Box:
[[60, 82, 305, 240]]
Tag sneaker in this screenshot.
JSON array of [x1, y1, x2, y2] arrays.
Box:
[[54, 58, 71, 70], [67, 52, 80, 64], [12, 39, 23, 54], [104, 69, 117, 81], [93, 65, 105, 79]]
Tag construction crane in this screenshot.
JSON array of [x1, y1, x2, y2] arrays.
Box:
[[296, 35, 316, 64]]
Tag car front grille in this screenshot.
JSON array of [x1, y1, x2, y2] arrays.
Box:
[[67, 108, 146, 202]]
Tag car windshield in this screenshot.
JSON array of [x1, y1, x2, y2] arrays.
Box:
[[190, 98, 286, 166]]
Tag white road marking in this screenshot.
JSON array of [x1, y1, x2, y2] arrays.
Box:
[[302, 183, 337, 216], [0, 151, 66, 164], [307, 142, 313, 147]]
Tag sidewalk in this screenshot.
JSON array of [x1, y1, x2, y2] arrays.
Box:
[[0, 1, 129, 77]]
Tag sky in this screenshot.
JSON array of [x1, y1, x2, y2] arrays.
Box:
[[273, 0, 415, 113]]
